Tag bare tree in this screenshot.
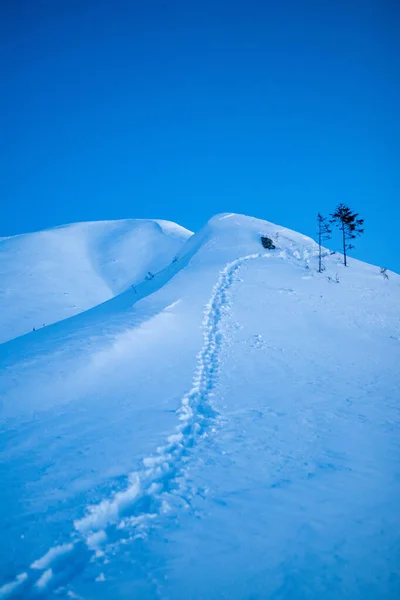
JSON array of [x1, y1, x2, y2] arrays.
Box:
[[317, 213, 332, 273], [380, 267, 389, 280]]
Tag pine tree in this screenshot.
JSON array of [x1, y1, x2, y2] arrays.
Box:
[[330, 203, 364, 266], [317, 213, 332, 273]]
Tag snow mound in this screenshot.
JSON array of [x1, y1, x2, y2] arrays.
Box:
[[0, 219, 192, 343]]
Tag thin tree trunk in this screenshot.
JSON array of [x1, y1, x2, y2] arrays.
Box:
[[318, 226, 322, 273], [342, 222, 347, 266]]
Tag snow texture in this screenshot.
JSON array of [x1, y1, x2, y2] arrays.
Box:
[[0, 213, 399, 599], [0, 219, 191, 343]]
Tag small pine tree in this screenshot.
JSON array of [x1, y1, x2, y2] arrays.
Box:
[[317, 213, 332, 273], [330, 203, 364, 266]]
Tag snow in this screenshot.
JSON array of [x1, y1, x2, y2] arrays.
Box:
[[0, 574, 27, 598], [34, 569, 53, 590], [0, 213, 399, 599], [0, 218, 192, 344], [30, 544, 74, 570]]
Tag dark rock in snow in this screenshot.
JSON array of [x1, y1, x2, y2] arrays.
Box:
[[261, 236, 276, 250]]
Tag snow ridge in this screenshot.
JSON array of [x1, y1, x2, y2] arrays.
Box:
[[0, 252, 270, 599]]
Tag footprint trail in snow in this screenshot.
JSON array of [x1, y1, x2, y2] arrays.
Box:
[[0, 253, 270, 599]]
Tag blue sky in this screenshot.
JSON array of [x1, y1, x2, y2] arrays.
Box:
[[1, 0, 399, 270]]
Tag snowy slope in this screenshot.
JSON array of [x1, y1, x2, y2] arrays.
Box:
[[0, 219, 192, 344], [1, 213, 399, 600]]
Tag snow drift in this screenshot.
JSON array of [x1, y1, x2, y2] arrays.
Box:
[[0, 218, 192, 344]]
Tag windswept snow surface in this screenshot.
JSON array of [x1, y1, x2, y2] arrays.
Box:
[[0, 219, 192, 343], [1, 213, 400, 599]]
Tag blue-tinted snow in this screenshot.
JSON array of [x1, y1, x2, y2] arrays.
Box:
[[1, 214, 399, 599]]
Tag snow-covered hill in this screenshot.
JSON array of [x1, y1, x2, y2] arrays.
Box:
[[1, 213, 399, 599], [0, 219, 192, 344]]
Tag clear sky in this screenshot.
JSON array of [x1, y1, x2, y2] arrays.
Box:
[[1, 0, 399, 271]]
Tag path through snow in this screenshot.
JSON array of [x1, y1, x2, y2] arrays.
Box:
[[0, 253, 271, 599]]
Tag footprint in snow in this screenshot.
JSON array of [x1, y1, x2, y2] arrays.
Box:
[[249, 334, 267, 349]]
